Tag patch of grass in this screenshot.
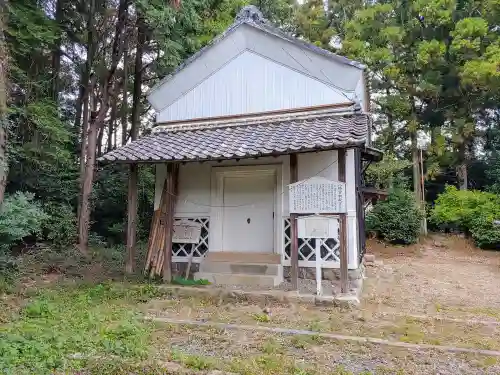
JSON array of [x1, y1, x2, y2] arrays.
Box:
[[480, 356, 498, 368], [171, 276, 210, 286], [375, 366, 405, 375], [251, 312, 271, 323], [256, 354, 284, 372], [0, 282, 166, 374], [465, 307, 500, 319], [260, 338, 284, 354], [290, 334, 325, 349], [308, 319, 324, 332], [331, 365, 354, 375], [171, 351, 216, 370]]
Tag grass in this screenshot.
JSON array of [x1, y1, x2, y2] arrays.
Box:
[[251, 312, 271, 323], [0, 282, 167, 374], [171, 276, 210, 286], [3, 236, 500, 374]]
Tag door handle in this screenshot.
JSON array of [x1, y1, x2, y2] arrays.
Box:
[[247, 218, 251, 224]]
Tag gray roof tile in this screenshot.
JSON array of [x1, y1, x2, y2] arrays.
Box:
[[99, 108, 369, 163]]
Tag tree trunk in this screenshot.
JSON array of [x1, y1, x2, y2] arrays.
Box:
[[125, 12, 145, 273], [130, 13, 145, 142], [411, 131, 421, 203], [108, 91, 118, 152], [457, 142, 468, 190], [78, 0, 130, 252], [0, 1, 7, 205], [77, 0, 95, 235], [97, 121, 104, 156], [50, 0, 63, 101], [121, 44, 128, 145], [411, 130, 426, 236]]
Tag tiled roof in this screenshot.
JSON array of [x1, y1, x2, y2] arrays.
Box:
[[99, 107, 370, 163]]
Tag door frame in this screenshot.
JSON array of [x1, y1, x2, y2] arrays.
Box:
[[210, 164, 282, 254]]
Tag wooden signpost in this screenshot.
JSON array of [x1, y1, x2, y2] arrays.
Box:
[[297, 215, 340, 296], [289, 174, 348, 294]]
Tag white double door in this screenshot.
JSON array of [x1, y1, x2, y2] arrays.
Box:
[[221, 173, 275, 253]]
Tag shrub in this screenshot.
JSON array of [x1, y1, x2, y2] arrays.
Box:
[[42, 202, 77, 247], [430, 186, 500, 249], [366, 189, 423, 244], [0, 192, 48, 252]]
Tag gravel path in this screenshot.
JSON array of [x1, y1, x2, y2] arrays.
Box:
[[148, 235, 500, 374]]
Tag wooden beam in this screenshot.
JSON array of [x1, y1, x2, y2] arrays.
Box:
[[290, 153, 299, 290], [163, 163, 179, 283], [155, 102, 354, 127], [125, 163, 138, 274], [338, 149, 348, 293]]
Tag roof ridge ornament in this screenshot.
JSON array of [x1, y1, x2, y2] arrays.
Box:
[[235, 5, 267, 24]]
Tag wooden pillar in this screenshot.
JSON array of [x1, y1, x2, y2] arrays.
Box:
[[290, 153, 299, 290], [125, 163, 138, 274], [162, 163, 179, 283], [338, 149, 348, 293]]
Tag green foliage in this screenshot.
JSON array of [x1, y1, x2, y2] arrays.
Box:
[[430, 186, 500, 249], [0, 254, 19, 294], [366, 189, 423, 244], [0, 283, 165, 373], [0, 192, 48, 252], [41, 202, 77, 247], [171, 276, 210, 285], [91, 165, 155, 244], [365, 153, 412, 189]]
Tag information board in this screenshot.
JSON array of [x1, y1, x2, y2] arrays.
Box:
[[289, 177, 346, 214], [172, 220, 202, 244], [297, 215, 339, 239]]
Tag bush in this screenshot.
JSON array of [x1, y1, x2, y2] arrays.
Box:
[[430, 186, 500, 249], [366, 189, 423, 244], [42, 202, 77, 247], [0, 192, 49, 252]]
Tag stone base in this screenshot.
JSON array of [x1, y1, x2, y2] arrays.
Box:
[[283, 264, 365, 282], [171, 262, 200, 279]]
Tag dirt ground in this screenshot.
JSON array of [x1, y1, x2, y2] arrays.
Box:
[[145, 234, 500, 374], [365, 234, 500, 318]]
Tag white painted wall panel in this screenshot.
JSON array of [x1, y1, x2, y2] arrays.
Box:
[[244, 25, 361, 92], [157, 51, 349, 122], [345, 149, 359, 268], [148, 28, 247, 111], [153, 150, 358, 268], [297, 151, 338, 182], [154, 156, 290, 215]]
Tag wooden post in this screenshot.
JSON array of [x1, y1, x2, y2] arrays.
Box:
[[163, 163, 179, 283], [338, 149, 348, 294], [125, 163, 138, 274], [290, 153, 299, 290]]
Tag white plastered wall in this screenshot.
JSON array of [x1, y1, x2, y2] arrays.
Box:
[[154, 149, 359, 269]]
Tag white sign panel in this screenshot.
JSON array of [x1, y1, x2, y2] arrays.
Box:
[[289, 177, 346, 214], [297, 215, 339, 239], [172, 221, 202, 244]]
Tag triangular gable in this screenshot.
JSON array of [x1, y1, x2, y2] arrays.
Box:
[[148, 6, 364, 113], [156, 51, 354, 122]]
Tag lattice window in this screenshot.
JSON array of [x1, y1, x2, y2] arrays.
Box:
[[283, 217, 340, 263], [172, 217, 209, 259]]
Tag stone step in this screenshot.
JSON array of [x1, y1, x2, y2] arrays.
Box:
[[200, 261, 280, 276], [205, 252, 280, 264], [194, 272, 281, 287]]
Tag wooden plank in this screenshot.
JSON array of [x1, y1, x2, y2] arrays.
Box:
[[125, 163, 139, 274], [156, 102, 354, 126], [145, 170, 169, 275], [163, 163, 179, 282], [338, 149, 348, 293], [289, 153, 299, 290]]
